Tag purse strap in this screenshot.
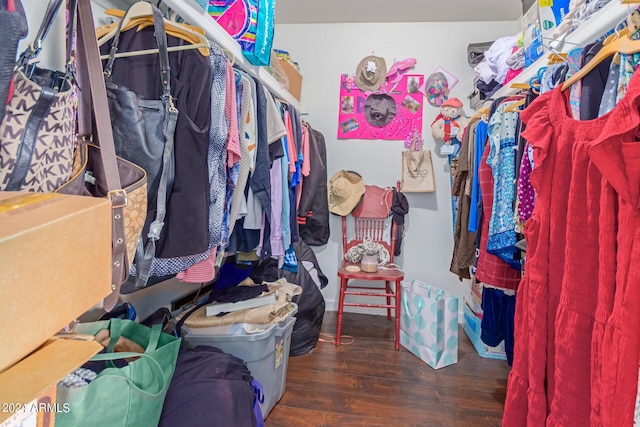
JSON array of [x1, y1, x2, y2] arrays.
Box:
[[17, 0, 74, 75], [405, 150, 425, 175], [100, 2, 178, 289], [76, 0, 129, 286], [103, 2, 173, 102]]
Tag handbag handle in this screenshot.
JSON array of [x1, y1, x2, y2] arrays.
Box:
[[76, 0, 129, 286], [18, 0, 76, 81], [102, 318, 162, 368], [403, 281, 446, 319], [104, 1, 173, 102], [105, 319, 163, 354], [16, 0, 63, 68], [402, 281, 425, 320], [405, 151, 425, 176], [100, 2, 179, 289], [89, 351, 167, 397]]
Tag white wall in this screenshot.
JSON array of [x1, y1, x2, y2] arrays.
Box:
[[274, 20, 519, 313]]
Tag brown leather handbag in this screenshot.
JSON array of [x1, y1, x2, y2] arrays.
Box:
[[56, 0, 147, 312]]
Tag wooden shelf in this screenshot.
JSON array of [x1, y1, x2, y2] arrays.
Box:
[[0, 340, 103, 423], [493, 0, 633, 99], [161, 0, 302, 111]]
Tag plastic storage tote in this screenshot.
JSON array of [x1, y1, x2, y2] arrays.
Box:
[[182, 305, 297, 419]]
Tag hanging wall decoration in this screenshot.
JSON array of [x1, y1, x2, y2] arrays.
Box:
[[338, 72, 424, 141], [401, 129, 436, 193]]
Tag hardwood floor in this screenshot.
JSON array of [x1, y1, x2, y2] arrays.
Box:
[[266, 312, 510, 427]]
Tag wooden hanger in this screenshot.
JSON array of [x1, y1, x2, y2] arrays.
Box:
[[504, 98, 526, 113], [547, 52, 567, 64], [97, 2, 209, 57], [603, 27, 630, 46], [470, 106, 490, 121], [97, 19, 210, 58], [102, 8, 206, 35], [510, 82, 531, 90], [561, 31, 640, 90]]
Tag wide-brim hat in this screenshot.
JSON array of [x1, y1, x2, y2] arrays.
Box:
[[364, 93, 397, 127], [355, 55, 387, 92], [328, 170, 366, 216], [425, 71, 450, 107]]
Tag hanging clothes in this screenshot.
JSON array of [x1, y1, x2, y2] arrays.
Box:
[[468, 118, 488, 233], [177, 48, 234, 283], [450, 118, 479, 280], [174, 43, 228, 283], [227, 74, 254, 237], [503, 69, 640, 427], [485, 101, 521, 270], [474, 136, 521, 291], [100, 27, 214, 290], [219, 62, 241, 251], [579, 40, 613, 120], [297, 123, 329, 246]]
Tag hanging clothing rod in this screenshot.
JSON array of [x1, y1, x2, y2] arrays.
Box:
[[161, 0, 302, 111]]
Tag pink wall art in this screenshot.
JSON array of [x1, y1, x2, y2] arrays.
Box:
[[337, 74, 424, 141]]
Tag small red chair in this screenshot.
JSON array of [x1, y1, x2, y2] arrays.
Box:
[[336, 183, 404, 350]]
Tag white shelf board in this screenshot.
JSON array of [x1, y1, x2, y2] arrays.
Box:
[[492, 0, 633, 99], [162, 0, 302, 111]]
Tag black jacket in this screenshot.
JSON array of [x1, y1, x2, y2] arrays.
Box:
[[297, 124, 329, 246]]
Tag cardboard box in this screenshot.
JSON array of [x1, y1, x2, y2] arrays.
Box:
[[0, 193, 112, 373], [462, 303, 507, 360], [0, 339, 102, 425], [278, 58, 303, 101]]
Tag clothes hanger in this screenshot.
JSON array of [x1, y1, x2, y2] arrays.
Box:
[[503, 98, 526, 113], [470, 106, 488, 120], [274, 96, 289, 106], [221, 48, 235, 66], [102, 8, 206, 35], [470, 106, 490, 121], [561, 30, 640, 90], [97, 2, 209, 58], [97, 18, 210, 58], [547, 52, 568, 64]]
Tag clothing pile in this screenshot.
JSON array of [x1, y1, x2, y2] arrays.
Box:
[[473, 36, 519, 98]]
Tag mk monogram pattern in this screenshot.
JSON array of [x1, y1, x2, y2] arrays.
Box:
[[0, 71, 74, 191], [124, 184, 147, 267]]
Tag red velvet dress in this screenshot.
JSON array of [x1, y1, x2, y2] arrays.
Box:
[[503, 71, 640, 426]]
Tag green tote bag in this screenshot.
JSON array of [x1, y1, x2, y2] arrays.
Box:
[[56, 319, 180, 427]]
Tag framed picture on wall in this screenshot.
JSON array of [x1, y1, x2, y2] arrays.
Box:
[[432, 65, 459, 91]]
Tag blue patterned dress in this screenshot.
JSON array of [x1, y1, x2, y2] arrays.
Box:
[[486, 101, 521, 270]]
